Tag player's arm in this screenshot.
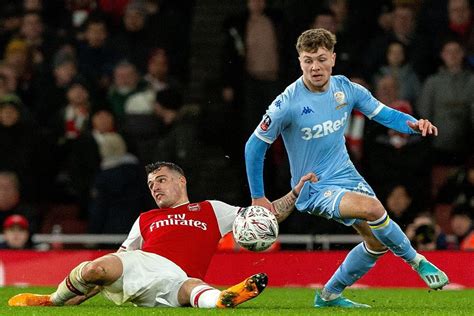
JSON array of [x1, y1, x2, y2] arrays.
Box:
[[271, 172, 317, 223], [245, 134, 273, 210], [64, 286, 101, 305], [118, 218, 143, 252], [350, 80, 437, 137], [371, 104, 438, 136]]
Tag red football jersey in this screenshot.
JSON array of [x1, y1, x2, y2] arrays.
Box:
[[120, 200, 240, 279]]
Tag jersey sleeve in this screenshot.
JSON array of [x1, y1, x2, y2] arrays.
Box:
[[349, 81, 381, 117], [208, 200, 242, 236], [349, 80, 418, 134], [253, 92, 292, 144], [119, 218, 143, 252]]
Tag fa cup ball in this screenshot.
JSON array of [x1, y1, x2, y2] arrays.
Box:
[[232, 205, 279, 251]]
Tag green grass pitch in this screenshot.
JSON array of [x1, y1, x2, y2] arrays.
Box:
[[1, 286, 473, 315]]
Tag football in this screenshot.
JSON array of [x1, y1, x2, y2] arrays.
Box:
[[232, 205, 279, 251]]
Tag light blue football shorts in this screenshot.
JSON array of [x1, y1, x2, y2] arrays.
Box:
[[295, 164, 376, 226]]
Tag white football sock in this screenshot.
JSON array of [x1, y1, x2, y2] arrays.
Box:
[[190, 285, 221, 308], [51, 261, 94, 305], [408, 253, 425, 269], [321, 287, 341, 301]]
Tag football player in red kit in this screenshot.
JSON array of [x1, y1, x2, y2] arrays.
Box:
[[9, 161, 316, 308]]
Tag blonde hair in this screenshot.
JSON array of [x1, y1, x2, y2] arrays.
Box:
[[296, 28, 337, 54]]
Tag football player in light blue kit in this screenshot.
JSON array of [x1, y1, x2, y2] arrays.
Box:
[[245, 28, 449, 308]]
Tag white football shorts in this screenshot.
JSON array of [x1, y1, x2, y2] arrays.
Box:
[[101, 250, 189, 307]]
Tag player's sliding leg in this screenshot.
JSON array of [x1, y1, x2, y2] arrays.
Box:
[[8, 261, 93, 307], [368, 212, 449, 290], [187, 273, 268, 308], [315, 242, 385, 308], [9, 255, 123, 307]]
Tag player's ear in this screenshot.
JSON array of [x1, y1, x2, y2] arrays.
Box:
[[332, 52, 336, 66]]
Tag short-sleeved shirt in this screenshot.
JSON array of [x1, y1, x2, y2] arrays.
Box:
[[121, 201, 240, 279]]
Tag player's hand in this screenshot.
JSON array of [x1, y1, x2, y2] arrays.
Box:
[[252, 196, 274, 212], [407, 119, 438, 137], [64, 286, 101, 305], [293, 172, 318, 197]]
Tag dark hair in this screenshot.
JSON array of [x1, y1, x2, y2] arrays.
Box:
[[145, 161, 184, 176]]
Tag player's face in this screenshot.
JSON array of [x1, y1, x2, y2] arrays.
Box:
[[299, 48, 335, 92], [147, 167, 187, 208]]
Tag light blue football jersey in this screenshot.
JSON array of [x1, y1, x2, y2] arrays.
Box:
[[254, 75, 381, 188]]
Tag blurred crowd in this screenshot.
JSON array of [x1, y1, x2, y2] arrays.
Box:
[[0, 0, 472, 251]]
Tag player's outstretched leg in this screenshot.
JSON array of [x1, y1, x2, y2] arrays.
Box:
[[413, 255, 449, 290], [314, 291, 370, 308], [8, 293, 53, 306], [367, 212, 449, 289], [216, 273, 268, 308]]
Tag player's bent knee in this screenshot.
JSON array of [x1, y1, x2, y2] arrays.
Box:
[[363, 199, 385, 221], [81, 256, 122, 284], [81, 262, 107, 283]]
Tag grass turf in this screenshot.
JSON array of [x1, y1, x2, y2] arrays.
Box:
[[1, 286, 473, 315]]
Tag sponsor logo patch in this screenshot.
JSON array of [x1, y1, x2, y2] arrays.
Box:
[[301, 106, 314, 115], [188, 203, 201, 212]]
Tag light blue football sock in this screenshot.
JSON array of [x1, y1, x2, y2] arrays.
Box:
[[368, 212, 416, 262], [324, 242, 387, 295]]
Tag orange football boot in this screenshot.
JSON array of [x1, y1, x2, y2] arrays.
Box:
[[8, 293, 54, 306], [216, 273, 268, 308]]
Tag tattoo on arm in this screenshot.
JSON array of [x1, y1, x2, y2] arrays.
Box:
[[271, 191, 297, 223]]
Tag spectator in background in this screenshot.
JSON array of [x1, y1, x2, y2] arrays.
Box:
[[373, 40, 421, 104], [417, 38, 474, 197], [0, 94, 44, 201], [88, 132, 150, 234], [437, 156, 474, 213], [121, 48, 182, 163], [19, 10, 58, 71], [35, 50, 78, 124], [66, 108, 118, 219], [142, 48, 181, 93], [107, 60, 147, 122], [112, 1, 153, 73], [320, 1, 370, 77], [384, 184, 418, 230], [413, 0, 473, 79], [450, 207, 474, 250], [0, 214, 34, 249], [365, 4, 417, 76], [0, 3, 22, 54], [405, 212, 447, 251], [0, 172, 39, 234], [364, 75, 431, 202], [2, 38, 36, 108], [150, 89, 199, 164], [76, 15, 117, 94], [143, 0, 194, 82], [0, 63, 19, 96], [48, 77, 94, 204], [221, 0, 286, 138]]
